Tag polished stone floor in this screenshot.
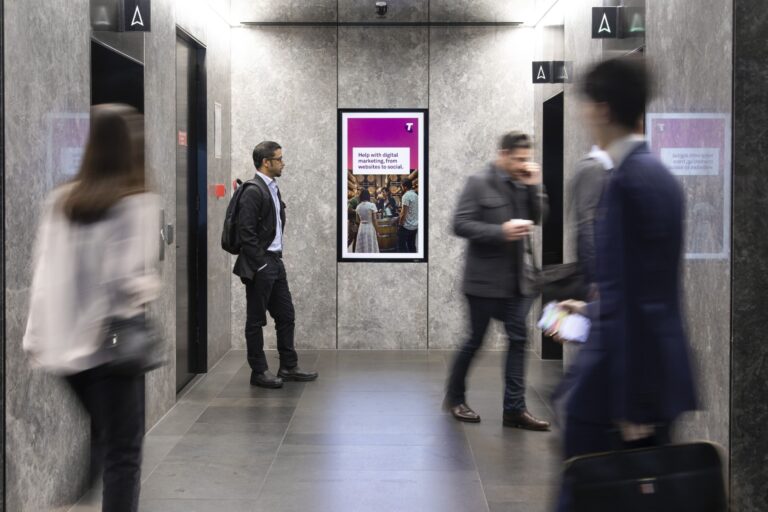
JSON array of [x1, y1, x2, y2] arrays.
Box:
[[74, 349, 563, 512]]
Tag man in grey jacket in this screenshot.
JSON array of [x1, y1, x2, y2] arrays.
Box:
[[569, 146, 613, 291], [444, 131, 550, 431]]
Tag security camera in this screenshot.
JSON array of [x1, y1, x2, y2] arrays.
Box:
[[375, 1, 388, 16]]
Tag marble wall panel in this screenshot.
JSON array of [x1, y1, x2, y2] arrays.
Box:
[[338, 0, 428, 23], [144, 0, 178, 429], [338, 26, 428, 108], [203, 11, 234, 370], [430, 0, 534, 23], [428, 27, 535, 350], [337, 26, 429, 350], [231, 0, 336, 23], [337, 264, 428, 349], [3, 0, 234, 508], [1, 3, 5, 503], [3, 0, 92, 509], [230, 27, 338, 352], [646, 0, 731, 452], [731, 2, 766, 510]]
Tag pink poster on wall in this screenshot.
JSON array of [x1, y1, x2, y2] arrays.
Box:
[[339, 110, 427, 262], [647, 113, 731, 259]]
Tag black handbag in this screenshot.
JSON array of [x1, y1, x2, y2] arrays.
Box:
[[538, 262, 588, 302], [101, 314, 165, 375], [524, 236, 588, 301], [564, 442, 727, 512]]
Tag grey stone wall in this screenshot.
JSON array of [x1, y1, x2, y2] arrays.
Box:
[[732, 1, 768, 509], [230, 25, 535, 352], [646, 0, 731, 451], [428, 26, 534, 351], [557, 0, 732, 458], [230, 26, 339, 353], [4, 1, 92, 509], [4, 0, 233, 508]]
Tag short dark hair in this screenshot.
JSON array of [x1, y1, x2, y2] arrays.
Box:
[[401, 178, 413, 190], [359, 189, 371, 202], [252, 141, 282, 169], [499, 131, 532, 152], [582, 57, 650, 129]]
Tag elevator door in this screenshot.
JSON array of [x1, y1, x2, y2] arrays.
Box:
[[541, 92, 564, 360], [175, 34, 207, 392]]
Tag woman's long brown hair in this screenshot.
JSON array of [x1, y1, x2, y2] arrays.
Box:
[[62, 104, 147, 224]]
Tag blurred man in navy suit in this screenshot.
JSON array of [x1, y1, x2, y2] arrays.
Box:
[[555, 57, 698, 511]]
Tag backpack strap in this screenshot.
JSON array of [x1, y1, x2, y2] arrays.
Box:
[[240, 178, 273, 225]]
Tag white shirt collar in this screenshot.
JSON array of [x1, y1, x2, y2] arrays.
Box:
[[255, 170, 275, 187], [606, 134, 645, 170], [588, 145, 614, 171]]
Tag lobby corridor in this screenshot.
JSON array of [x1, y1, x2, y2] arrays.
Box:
[[111, 350, 560, 512]]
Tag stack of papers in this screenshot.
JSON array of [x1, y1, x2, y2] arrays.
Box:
[[537, 302, 591, 343]]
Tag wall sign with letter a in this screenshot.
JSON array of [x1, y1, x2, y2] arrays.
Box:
[[592, 7, 619, 39], [532, 62, 552, 84], [123, 0, 151, 32]]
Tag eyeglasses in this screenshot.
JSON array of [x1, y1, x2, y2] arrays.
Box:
[[267, 156, 284, 163]]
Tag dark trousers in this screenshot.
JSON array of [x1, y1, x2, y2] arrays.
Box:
[[66, 368, 145, 512], [556, 416, 670, 511], [397, 226, 417, 252], [446, 294, 533, 412], [245, 254, 298, 373]]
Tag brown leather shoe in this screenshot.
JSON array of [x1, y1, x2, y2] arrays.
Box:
[[503, 410, 551, 431], [447, 403, 481, 423]]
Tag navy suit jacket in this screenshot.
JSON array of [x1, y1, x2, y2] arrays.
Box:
[[565, 143, 697, 425]]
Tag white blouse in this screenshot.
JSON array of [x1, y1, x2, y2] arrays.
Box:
[[23, 186, 161, 374]]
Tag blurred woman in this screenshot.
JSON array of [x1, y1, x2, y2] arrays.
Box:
[[378, 187, 398, 217], [354, 189, 380, 253], [23, 104, 160, 512]]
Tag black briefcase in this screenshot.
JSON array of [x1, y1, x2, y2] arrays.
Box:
[[564, 442, 727, 512]]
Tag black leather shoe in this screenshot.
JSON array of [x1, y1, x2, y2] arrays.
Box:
[[503, 410, 551, 431], [446, 403, 481, 423], [250, 370, 283, 389], [277, 366, 318, 382]]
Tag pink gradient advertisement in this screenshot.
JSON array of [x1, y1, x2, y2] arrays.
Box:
[[647, 113, 731, 259], [339, 111, 427, 262]]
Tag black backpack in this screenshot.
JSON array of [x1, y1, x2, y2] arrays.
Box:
[[221, 178, 262, 255]]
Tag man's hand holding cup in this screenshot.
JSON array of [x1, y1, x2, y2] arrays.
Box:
[[502, 219, 533, 241]]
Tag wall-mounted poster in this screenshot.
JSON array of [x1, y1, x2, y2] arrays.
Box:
[[338, 109, 428, 262], [646, 113, 731, 259]]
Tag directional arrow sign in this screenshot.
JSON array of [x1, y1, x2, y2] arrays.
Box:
[[532, 61, 553, 84], [123, 0, 151, 32], [592, 7, 619, 39]]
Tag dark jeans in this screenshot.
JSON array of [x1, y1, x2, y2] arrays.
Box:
[[446, 294, 533, 412], [66, 368, 145, 512], [556, 417, 671, 511], [245, 253, 299, 373], [397, 226, 417, 252]]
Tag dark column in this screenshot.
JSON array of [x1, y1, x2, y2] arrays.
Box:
[[731, 1, 768, 510]]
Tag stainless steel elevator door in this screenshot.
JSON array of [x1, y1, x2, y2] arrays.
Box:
[[175, 37, 194, 391]]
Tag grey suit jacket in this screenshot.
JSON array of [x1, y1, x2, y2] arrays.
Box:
[[568, 156, 608, 285], [453, 164, 548, 298]]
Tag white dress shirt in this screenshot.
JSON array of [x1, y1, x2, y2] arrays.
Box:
[[255, 171, 283, 252]]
